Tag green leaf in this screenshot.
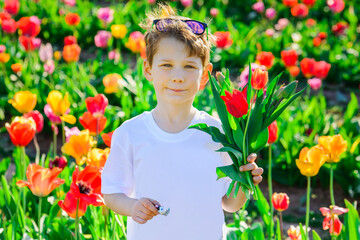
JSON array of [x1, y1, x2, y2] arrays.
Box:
[[0, 157, 11, 177], [248, 89, 264, 143], [343, 199, 360, 239], [276, 218, 281, 240], [247, 60, 253, 105], [254, 185, 272, 236], [344, 92, 358, 123], [188, 123, 227, 143], [250, 128, 269, 153], [232, 120, 244, 152], [216, 164, 250, 189], [299, 223, 307, 240], [263, 72, 283, 112], [263, 85, 308, 130], [226, 180, 236, 198], [312, 230, 321, 240], [216, 146, 243, 163]]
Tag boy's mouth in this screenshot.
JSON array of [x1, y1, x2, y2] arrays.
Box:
[[167, 88, 185, 92]]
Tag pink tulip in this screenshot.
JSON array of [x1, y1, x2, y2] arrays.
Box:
[[108, 50, 120, 62], [64, 126, 80, 142], [0, 45, 6, 53], [147, 0, 156, 4], [39, 43, 53, 63], [97, 7, 114, 24], [64, 0, 76, 7], [307, 78, 322, 90], [265, 29, 275, 37], [265, 8, 276, 19], [238, 63, 266, 88], [275, 18, 289, 30], [327, 0, 344, 13], [252, 1, 265, 13], [31, 38, 42, 50], [44, 60, 55, 74], [44, 104, 64, 124], [181, 0, 193, 8], [94, 31, 112, 48], [210, 8, 219, 17]]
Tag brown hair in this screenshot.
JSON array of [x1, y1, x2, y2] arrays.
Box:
[[139, 3, 215, 69]]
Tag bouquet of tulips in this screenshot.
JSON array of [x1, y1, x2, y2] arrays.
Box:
[[190, 66, 307, 200]]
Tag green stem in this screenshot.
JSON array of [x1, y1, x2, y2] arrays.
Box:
[[34, 134, 40, 165], [330, 163, 335, 206], [242, 91, 257, 200], [279, 211, 283, 240], [268, 144, 274, 239], [104, 209, 108, 240], [38, 197, 42, 240], [21, 146, 26, 214], [111, 212, 116, 240], [305, 176, 311, 239], [53, 126, 57, 158], [96, 117, 99, 147], [75, 199, 79, 240], [61, 120, 66, 146]]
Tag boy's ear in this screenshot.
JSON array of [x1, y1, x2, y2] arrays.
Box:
[[143, 59, 153, 82], [200, 63, 213, 86]]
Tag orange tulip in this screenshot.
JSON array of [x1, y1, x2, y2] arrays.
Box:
[[251, 68, 268, 90], [79, 112, 107, 135], [125, 31, 145, 54], [62, 43, 81, 63], [287, 225, 301, 240], [291, 3, 309, 18], [289, 66, 300, 77], [296, 146, 326, 177], [256, 51, 275, 69], [11, 63, 22, 73], [317, 135, 347, 163], [0, 52, 10, 63], [272, 192, 290, 212], [16, 163, 65, 197], [58, 190, 88, 218], [87, 148, 110, 168], [6, 116, 36, 147], [103, 73, 123, 94], [8, 90, 37, 114], [101, 131, 114, 147], [214, 31, 233, 49], [65, 13, 80, 26], [61, 130, 95, 165]]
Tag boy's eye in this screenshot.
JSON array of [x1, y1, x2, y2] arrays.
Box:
[[185, 65, 196, 69], [161, 64, 172, 67]]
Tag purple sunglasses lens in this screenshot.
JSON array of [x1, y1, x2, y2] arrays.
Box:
[[186, 21, 205, 34]]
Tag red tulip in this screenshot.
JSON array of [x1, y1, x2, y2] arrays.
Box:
[[251, 68, 268, 90], [49, 156, 68, 170], [58, 190, 88, 218], [281, 49, 298, 67], [0, 11, 12, 22], [214, 31, 233, 49], [314, 61, 331, 79], [101, 131, 114, 148], [6, 116, 36, 147], [291, 4, 309, 17], [16, 163, 65, 197], [313, 37, 321, 47], [289, 66, 300, 77], [272, 192, 290, 212], [306, 18, 316, 27], [220, 90, 248, 118], [24, 110, 44, 133], [64, 36, 77, 45], [332, 22, 348, 36], [19, 36, 41, 51], [283, 0, 298, 7], [318, 32, 327, 40], [2, 18, 17, 34], [302, 0, 316, 7], [65, 13, 80, 26], [300, 58, 316, 78], [4, 0, 20, 16], [256, 52, 275, 69], [320, 205, 348, 236], [17, 16, 41, 37], [85, 94, 108, 117], [69, 165, 104, 206], [79, 112, 107, 135], [267, 121, 278, 144]]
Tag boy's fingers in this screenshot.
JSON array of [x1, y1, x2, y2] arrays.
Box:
[[253, 175, 263, 185], [133, 216, 147, 224], [149, 198, 161, 206], [143, 199, 159, 215], [239, 163, 256, 172], [138, 211, 153, 220], [251, 168, 264, 176], [247, 153, 257, 163]]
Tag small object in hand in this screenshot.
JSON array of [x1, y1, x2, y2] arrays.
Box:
[[154, 204, 170, 216]]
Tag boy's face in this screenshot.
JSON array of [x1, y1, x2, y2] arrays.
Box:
[[144, 37, 212, 106]]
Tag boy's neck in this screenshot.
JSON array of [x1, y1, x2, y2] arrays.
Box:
[[152, 104, 196, 134]]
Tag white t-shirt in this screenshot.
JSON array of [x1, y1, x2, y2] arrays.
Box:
[[101, 108, 232, 240]]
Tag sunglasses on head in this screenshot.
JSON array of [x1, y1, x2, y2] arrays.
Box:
[[152, 18, 208, 35]]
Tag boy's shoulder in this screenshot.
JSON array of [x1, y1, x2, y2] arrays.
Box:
[[112, 111, 149, 137], [196, 110, 222, 129]]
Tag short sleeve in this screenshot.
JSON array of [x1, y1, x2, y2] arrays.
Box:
[[101, 126, 134, 196], [220, 150, 233, 196]]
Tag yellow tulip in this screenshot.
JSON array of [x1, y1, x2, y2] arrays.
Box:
[[111, 24, 127, 39], [87, 148, 110, 168], [46, 90, 76, 124], [296, 146, 326, 177], [317, 135, 348, 163], [61, 130, 95, 165], [8, 91, 37, 114], [54, 51, 62, 61], [0, 53, 10, 63], [103, 73, 123, 94]]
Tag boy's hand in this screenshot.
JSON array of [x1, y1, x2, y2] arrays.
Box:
[[131, 198, 160, 224], [239, 153, 263, 185]]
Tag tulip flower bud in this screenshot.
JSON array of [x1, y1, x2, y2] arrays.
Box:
[[215, 71, 226, 85], [272, 192, 290, 212], [49, 156, 68, 170]]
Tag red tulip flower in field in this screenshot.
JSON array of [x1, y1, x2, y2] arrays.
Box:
[[58, 190, 88, 218], [283, 0, 297, 7], [49, 156, 68, 170], [256, 52, 275, 69], [221, 90, 248, 118], [4, 0, 20, 16], [313, 37, 321, 47], [289, 66, 300, 77], [65, 13, 80, 26], [281, 49, 298, 67], [251, 68, 268, 90], [17, 16, 41, 37], [214, 31, 233, 49], [267, 121, 278, 144], [306, 18, 316, 27], [300, 58, 316, 78], [69, 165, 104, 207], [16, 163, 65, 197], [11, 63, 22, 73], [24, 110, 44, 133], [302, 0, 316, 7], [79, 112, 107, 135], [291, 4, 309, 18], [6, 116, 36, 147], [327, 0, 345, 13], [272, 192, 290, 211], [64, 36, 77, 45], [101, 131, 114, 148], [85, 94, 108, 117], [2, 18, 17, 34], [19, 36, 41, 51], [314, 61, 331, 79], [332, 22, 348, 36], [320, 205, 348, 236], [318, 32, 327, 40]]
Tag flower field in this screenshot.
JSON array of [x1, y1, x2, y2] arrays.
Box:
[[0, 0, 359, 239]]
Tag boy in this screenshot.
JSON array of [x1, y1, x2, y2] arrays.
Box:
[[101, 4, 263, 240]]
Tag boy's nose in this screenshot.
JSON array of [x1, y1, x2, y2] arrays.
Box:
[[172, 77, 184, 83]]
